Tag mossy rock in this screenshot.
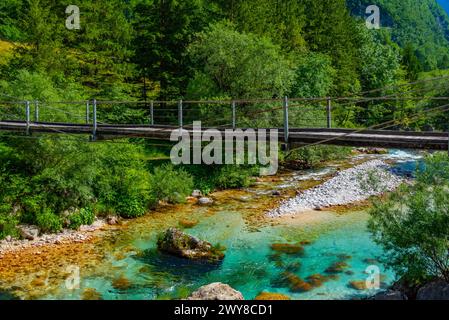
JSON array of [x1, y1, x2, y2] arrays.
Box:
[[270, 243, 304, 255], [325, 261, 350, 274], [157, 228, 225, 262]]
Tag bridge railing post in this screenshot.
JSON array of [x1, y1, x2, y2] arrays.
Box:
[[25, 101, 30, 135], [178, 99, 183, 128], [86, 101, 90, 124], [150, 101, 154, 125], [92, 99, 97, 141], [232, 100, 236, 129], [283, 96, 289, 144], [326, 97, 332, 129], [34, 100, 39, 122]]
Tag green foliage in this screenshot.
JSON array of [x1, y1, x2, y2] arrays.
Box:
[[0, 212, 19, 239], [36, 208, 62, 233], [188, 21, 294, 100], [347, 0, 449, 71], [150, 164, 194, 204], [286, 145, 353, 168], [289, 52, 335, 98], [69, 208, 95, 230], [369, 153, 449, 283], [184, 164, 256, 194]]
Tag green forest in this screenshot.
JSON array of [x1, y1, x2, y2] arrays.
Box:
[[0, 0, 449, 239]]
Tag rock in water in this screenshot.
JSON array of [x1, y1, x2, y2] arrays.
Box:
[[17, 225, 40, 240], [198, 197, 213, 205], [157, 228, 225, 262], [373, 290, 407, 300], [188, 283, 244, 300], [417, 280, 449, 300]]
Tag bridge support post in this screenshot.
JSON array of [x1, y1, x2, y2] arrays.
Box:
[[86, 101, 90, 124], [34, 100, 39, 122], [92, 99, 97, 141], [232, 100, 236, 129], [150, 101, 154, 125], [25, 101, 30, 135], [327, 97, 332, 129], [178, 99, 183, 128], [283, 96, 289, 146]]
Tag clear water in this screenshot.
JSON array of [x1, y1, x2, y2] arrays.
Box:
[[3, 149, 422, 300]]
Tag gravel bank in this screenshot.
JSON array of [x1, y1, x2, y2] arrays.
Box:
[[268, 160, 403, 217], [0, 220, 106, 257]]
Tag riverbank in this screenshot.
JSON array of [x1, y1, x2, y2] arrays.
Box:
[[268, 159, 405, 217], [0, 220, 107, 257]]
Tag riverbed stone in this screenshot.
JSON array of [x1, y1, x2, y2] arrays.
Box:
[[198, 197, 213, 205], [157, 228, 225, 262], [188, 282, 244, 300], [191, 190, 202, 198], [17, 225, 40, 240], [416, 280, 449, 300], [106, 216, 119, 225]]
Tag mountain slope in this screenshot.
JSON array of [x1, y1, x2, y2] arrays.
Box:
[[347, 0, 449, 70]]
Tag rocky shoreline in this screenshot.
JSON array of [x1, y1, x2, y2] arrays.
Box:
[[0, 219, 106, 257], [268, 160, 404, 217]]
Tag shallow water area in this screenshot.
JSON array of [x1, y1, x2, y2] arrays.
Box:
[[0, 149, 422, 300]]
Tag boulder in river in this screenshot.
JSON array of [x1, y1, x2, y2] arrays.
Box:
[[157, 228, 225, 262], [188, 282, 244, 300], [373, 290, 407, 300], [17, 225, 40, 240], [416, 280, 449, 300]]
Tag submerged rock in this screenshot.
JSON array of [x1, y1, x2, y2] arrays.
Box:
[[112, 275, 132, 290], [325, 261, 350, 274], [255, 292, 290, 300], [348, 280, 367, 291], [270, 243, 304, 255], [178, 219, 199, 229], [188, 282, 244, 300], [157, 228, 225, 262], [82, 288, 103, 300]]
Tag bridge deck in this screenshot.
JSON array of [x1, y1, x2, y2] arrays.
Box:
[[0, 121, 447, 150]]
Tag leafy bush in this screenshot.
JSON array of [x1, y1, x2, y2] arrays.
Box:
[[0, 212, 19, 239], [286, 145, 353, 169], [69, 207, 95, 230], [369, 153, 449, 283], [36, 209, 63, 233], [150, 164, 194, 204]]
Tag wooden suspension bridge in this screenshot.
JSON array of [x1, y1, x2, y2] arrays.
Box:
[[1, 95, 449, 151]]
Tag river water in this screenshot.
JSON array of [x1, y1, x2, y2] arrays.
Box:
[[0, 150, 422, 300]]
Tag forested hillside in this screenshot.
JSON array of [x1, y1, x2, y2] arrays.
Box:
[[347, 0, 449, 70], [0, 0, 448, 239]]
